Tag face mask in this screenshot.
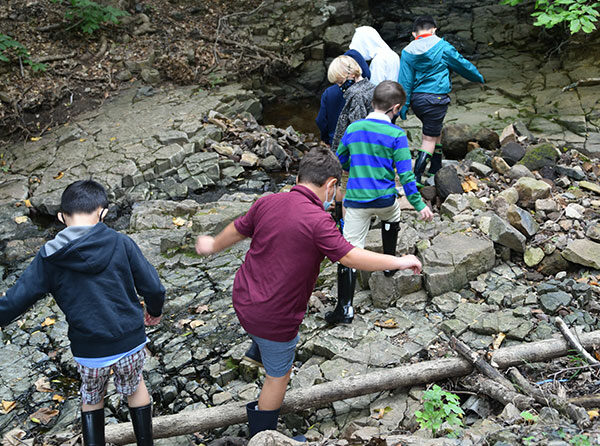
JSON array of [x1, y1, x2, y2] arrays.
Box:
[[339, 79, 355, 93], [323, 183, 337, 211], [385, 106, 401, 124]]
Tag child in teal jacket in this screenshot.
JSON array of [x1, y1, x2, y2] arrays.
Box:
[[399, 15, 484, 185]]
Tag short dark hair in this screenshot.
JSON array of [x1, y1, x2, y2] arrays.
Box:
[[413, 15, 437, 33], [60, 180, 108, 215], [297, 147, 342, 187], [372, 81, 406, 111]]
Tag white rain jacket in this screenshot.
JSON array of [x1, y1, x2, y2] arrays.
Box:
[[349, 26, 400, 86]]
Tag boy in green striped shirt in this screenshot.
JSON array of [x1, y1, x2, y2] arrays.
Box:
[[325, 80, 434, 325]]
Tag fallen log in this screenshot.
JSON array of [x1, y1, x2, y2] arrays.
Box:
[[105, 330, 600, 444], [508, 367, 590, 429], [461, 375, 534, 411], [555, 317, 599, 365], [451, 336, 516, 392]]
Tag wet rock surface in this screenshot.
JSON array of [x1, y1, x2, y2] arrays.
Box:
[[1, 0, 600, 444]]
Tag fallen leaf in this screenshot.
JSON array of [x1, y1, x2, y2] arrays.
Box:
[[110, 137, 117, 142], [1, 400, 16, 414], [52, 394, 65, 403], [35, 377, 52, 393], [461, 176, 479, 193], [53, 171, 64, 180], [30, 137, 41, 141], [79, 138, 86, 142], [195, 304, 209, 314], [588, 409, 599, 420], [29, 407, 59, 424], [41, 317, 56, 327], [14, 216, 28, 224], [24, 199, 32, 208], [374, 319, 398, 329], [1, 428, 26, 446], [172, 217, 186, 227], [176, 318, 192, 329], [492, 332, 506, 350], [189, 320, 205, 329]]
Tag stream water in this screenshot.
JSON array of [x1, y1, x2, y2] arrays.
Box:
[[262, 97, 321, 138]]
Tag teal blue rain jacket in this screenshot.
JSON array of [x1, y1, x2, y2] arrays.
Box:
[[398, 35, 484, 110]]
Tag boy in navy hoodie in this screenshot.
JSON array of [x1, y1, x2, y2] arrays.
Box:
[[399, 15, 484, 185], [0, 180, 165, 446]]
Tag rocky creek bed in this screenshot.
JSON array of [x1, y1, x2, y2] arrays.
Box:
[[1, 0, 600, 445]]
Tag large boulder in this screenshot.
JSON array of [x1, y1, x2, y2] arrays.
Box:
[[474, 127, 500, 150], [500, 142, 526, 166], [489, 214, 526, 252], [507, 205, 539, 238], [434, 166, 463, 201], [369, 270, 423, 308], [518, 142, 559, 171], [441, 124, 472, 159], [514, 177, 551, 208], [421, 233, 495, 296], [562, 239, 600, 269]]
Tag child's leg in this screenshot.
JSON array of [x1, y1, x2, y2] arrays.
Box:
[[246, 334, 299, 437], [77, 363, 112, 446], [113, 348, 153, 446]]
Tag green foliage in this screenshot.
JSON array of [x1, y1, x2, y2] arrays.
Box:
[[501, 0, 600, 34], [415, 385, 464, 437], [520, 410, 539, 423], [0, 34, 46, 72], [51, 0, 129, 34], [523, 436, 537, 445], [570, 434, 591, 446]]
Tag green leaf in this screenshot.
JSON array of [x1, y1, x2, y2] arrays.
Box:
[[570, 19, 583, 32]]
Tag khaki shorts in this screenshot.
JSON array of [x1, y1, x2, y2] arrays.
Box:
[[77, 348, 146, 405], [343, 200, 401, 249]]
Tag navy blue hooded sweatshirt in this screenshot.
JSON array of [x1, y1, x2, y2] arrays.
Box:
[[0, 223, 165, 358]]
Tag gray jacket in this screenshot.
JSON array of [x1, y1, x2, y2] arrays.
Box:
[[331, 79, 375, 151]]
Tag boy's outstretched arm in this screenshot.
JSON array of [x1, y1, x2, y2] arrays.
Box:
[[0, 253, 50, 327], [127, 238, 165, 322], [339, 248, 422, 274], [444, 44, 484, 84], [196, 222, 247, 256]]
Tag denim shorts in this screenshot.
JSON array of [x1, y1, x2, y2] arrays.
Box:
[[410, 93, 451, 137], [250, 333, 299, 378]]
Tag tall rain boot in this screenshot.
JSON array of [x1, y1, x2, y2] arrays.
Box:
[[81, 408, 105, 446], [381, 221, 400, 277], [246, 401, 280, 438], [429, 144, 443, 175], [129, 403, 153, 446], [413, 150, 432, 187], [325, 264, 356, 325]]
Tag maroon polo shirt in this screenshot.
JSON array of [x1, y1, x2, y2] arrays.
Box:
[[232, 184, 354, 342]]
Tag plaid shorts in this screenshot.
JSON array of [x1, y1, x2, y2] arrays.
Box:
[[77, 348, 146, 405]]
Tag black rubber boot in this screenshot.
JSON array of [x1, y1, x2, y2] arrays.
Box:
[[429, 146, 443, 175], [243, 340, 263, 367], [325, 264, 356, 325], [81, 408, 105, 446], [382, 221, 400, 277], [129, 403, 153, 446], [246, 401, 280, 438], [334, 201, 344, 234], [413, 150, 432, 186]]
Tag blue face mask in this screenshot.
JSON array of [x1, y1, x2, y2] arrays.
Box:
[[323, 183, 337, 211]]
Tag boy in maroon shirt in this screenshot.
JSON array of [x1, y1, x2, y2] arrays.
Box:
[[195, 147, 422, 438]]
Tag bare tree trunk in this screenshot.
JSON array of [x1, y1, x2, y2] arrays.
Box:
[[104, 330, 600, 444]]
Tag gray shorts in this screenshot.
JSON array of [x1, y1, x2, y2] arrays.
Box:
[[77, 348, 146, 405], [250, 333, 299, 378]]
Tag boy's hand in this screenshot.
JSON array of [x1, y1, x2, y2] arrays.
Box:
[[419, 206, 434, 222], [195, 235, 215, 255], [397, 254, 422, 275], [144, 310, 161, 326]]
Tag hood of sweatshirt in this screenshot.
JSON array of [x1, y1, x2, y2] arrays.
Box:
[[42, 222, 117, 274], [349, 26, 392, 61], [402, 35, 445, 73]]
